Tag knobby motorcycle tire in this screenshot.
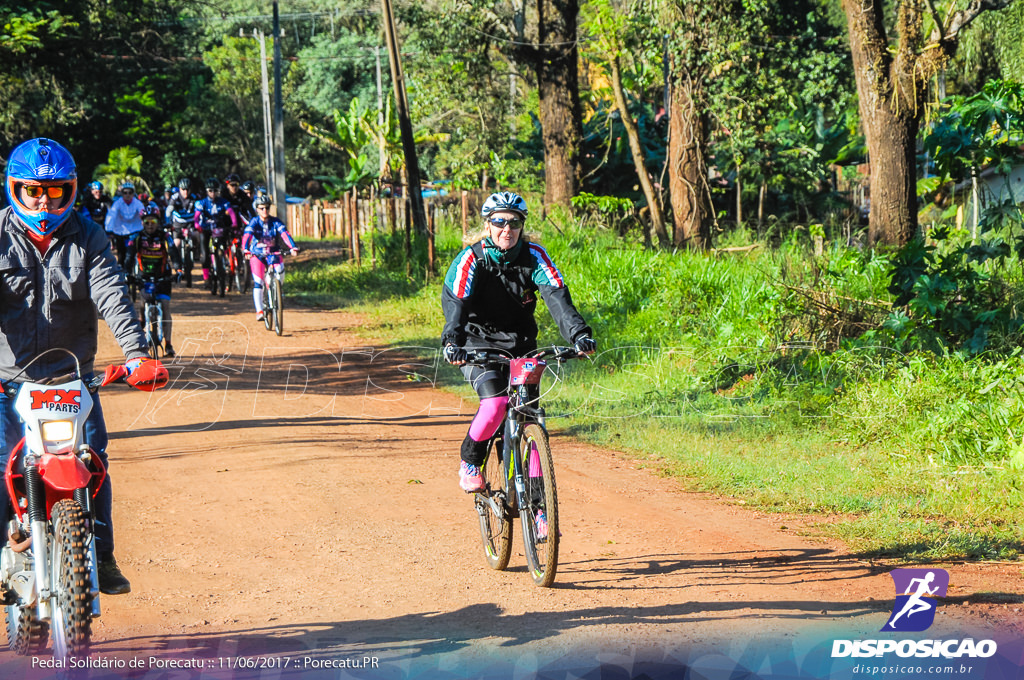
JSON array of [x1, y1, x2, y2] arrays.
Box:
[[6, 595, 49, 655], [49, 499, 92, 661]]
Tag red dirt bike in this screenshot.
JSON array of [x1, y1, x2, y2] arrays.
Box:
[[1, 350, 167, 663]]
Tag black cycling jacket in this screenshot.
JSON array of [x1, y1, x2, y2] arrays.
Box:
[[441, 237, 591, 355]]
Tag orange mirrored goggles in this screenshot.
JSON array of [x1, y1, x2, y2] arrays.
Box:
[[23, 184, 67, 200]]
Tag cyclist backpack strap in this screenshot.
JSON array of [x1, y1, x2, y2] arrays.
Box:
[[471, 240, 536, 309]]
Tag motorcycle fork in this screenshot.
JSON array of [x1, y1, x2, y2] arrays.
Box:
[[24, 461, 51, 620]]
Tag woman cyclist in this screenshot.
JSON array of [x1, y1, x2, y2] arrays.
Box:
[[104, 180, 144, 268], [193, 177, 238, 290], [242, 193, 298, 322], [440, 191, 596, 494]]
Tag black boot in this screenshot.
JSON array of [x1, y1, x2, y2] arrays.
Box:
[[98, 555, 131, 595]]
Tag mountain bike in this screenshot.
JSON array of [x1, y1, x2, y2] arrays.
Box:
[[174, 222, 195, 287], [465, 345, 581, 587], [229, 231, 251, 295], [209, 229, 228, 298], [261, 264, 284, 335], [137, 277, 169, 359]]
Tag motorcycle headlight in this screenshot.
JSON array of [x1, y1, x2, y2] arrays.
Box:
[[41, 420, 74, 443]]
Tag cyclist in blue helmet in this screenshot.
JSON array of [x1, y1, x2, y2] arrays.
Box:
[[441, 191, 596, 493], [0, 138, 166, 595], [105, 180, 145, 268], [166, 177, 196, 283], [81, 179, 112, 228]]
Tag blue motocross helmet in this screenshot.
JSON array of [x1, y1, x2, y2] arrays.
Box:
[[5, 138, 78, 236]]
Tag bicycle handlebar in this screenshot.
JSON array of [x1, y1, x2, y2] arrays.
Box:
[[463, 345, 582, 366]]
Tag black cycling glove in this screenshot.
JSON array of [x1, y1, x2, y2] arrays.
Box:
[[443, 344, 469, 365], [574, 336, 597, 354]]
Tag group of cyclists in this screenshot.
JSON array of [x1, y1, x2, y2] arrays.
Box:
[[0, 135, 599, 607], [79, 173, 299, 357]]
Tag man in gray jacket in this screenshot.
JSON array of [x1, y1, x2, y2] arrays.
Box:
[[0, 138, 165, 594]]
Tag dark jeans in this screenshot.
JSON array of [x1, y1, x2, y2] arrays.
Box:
[[0, 385, 115, 557]]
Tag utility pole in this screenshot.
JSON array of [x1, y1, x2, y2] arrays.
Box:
[[380, 0, 427, 233], [375, 45, 387, 179], [272, 1, 287, 220], [257, 29, 274, 196], [510, 0, 525, 142]]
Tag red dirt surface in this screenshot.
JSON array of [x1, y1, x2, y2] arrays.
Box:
[[3, 282, 1021, 679]]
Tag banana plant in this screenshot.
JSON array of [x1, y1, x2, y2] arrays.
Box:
[[94, 146, 150, 196]]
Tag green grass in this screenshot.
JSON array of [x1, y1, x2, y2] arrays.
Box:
[[285, 225, 1024, 563]]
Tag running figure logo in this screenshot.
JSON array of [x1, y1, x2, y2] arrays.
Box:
[[883, 568, 949, 632]]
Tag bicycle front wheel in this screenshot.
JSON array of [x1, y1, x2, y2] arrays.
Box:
[[519, 423, 559, 587], [217, 252, 227, 297], [477, 438, 512, 570], [262, 282, 273, 331], [272, 276, 283, 335], [146, 304, 161, 359], [234, 251, 250, 294]]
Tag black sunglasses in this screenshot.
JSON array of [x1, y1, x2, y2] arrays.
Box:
[[488, 217, 524, 230]]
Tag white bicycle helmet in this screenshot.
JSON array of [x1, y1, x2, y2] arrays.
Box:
[[481, 191, 528, 219]]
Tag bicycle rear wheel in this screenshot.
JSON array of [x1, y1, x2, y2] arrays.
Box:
[[272, 276, 283, 335], [476, 438, 512, 570], [519, 423, 558, 587]]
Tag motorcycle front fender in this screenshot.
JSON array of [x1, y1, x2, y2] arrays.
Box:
[[37, 453, 91, 492]]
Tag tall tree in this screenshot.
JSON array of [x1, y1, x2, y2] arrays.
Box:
[[667, 69, 710, 249], [583, 0, 669, 245], [537, 0, 583, 209], [661, 0, 721, 250], [841, 0, 1017, 247]]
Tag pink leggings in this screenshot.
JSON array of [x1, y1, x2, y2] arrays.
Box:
[[468, 396, 509, 441], [249, 256, 281, 284]]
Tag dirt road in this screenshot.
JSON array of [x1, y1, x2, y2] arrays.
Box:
[[3, 282, 1022, 680]]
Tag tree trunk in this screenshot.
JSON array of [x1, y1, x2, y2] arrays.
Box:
[[667, 73, 710, 250], [842, 0, 924, 247], [610, 56, 668, 247], [864, 106, 918, 246], [758, 180, 766, 227], [735, 171, 742, 226], [537, 0, 583, 209]]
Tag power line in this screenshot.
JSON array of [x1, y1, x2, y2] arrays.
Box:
[[155, 9, 376, 26]]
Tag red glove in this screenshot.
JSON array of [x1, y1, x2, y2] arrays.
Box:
[[125, 357, 169, 391]]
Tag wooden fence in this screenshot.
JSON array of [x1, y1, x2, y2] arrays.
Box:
[[285, 188, 489, 273]]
